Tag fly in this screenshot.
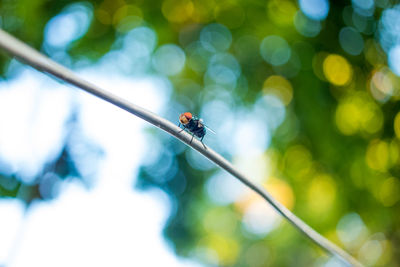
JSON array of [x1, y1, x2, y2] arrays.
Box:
[[178, 112, 215, 149]]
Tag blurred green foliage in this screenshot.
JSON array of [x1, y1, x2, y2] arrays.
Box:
[[1, 0, 400, 266]]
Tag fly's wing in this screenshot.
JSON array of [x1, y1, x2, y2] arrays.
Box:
[[199, 119, 216, 134], [204, 125, 216, 134]]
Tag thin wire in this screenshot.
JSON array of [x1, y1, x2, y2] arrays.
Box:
[[0, 29, 363, 267]]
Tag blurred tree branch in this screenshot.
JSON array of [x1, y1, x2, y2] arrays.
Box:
[[0, 29, 362, 267]]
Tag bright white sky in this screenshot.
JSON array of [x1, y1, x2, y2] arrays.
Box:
[[0, 65, 200, 267]]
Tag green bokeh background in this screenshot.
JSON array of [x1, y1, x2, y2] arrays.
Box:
[[1, 0, 400, 266]]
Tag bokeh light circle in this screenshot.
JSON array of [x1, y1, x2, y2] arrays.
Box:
[[335, 93, 383, 136], [369, 67, 394, 102], [152, 44, 186, 76], [186, 41, 212, 73], [352, 0, 374, 10], [205, 53, 241, 89], [242, 201, 281, 236], [44, 3, 93, 48], [298, 0, 330, 21], [323, 54, 353, 86], [200, 23, 232, 53], [262, 75, 293, 105], [379, 177, 400, 207], [161, 0, 194, 23], [339, 27, 364, 56], [294, 11, 322, 37], [378, 5, 400, 52], [352, 0, 375, 16], [260, 35, 291, 66], [337, 213, 368, 248], [394, 112, 400, 139], [358, 239, 383, 266], [388, 45, 400, 76]]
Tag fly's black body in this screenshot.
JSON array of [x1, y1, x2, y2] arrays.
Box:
[[186, 117, 206, 138]]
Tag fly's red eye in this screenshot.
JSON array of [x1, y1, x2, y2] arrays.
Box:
[[183, 112, 192, 120]]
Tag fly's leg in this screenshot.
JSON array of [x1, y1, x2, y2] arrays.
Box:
[[178, 124, 186, 133], [200, 136, 206, 149], [190, 133, 195, 144]]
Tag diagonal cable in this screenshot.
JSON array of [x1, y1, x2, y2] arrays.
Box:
[[0, 29, 363, 267]]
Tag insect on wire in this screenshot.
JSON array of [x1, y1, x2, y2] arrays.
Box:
[[178, 112, 215, 149]]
